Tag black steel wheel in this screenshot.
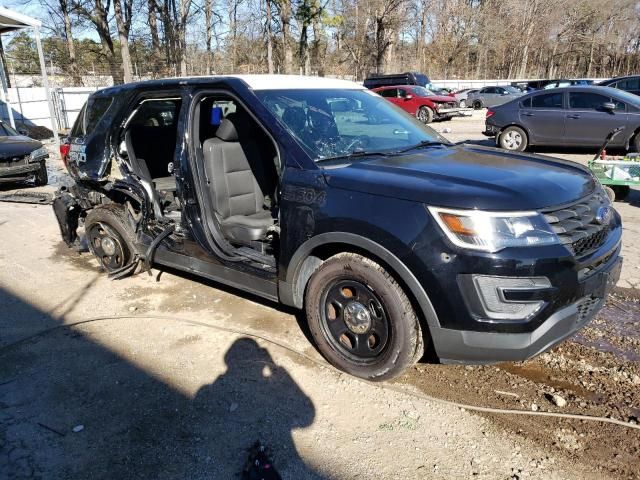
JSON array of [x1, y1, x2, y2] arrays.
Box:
[[320, 279, 390, 361], [85, 205, 137, 275], [305, 253, 425, 381]]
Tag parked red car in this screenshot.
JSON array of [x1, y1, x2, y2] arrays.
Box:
[[372, 85, 461, 123]]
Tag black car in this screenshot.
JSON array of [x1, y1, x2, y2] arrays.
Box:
[[53, 75, 622, 381], [0, 121, 49, 185], [484, 85, 640, 152], [598, 75, 640, 96], [363, 71, 430, 90]]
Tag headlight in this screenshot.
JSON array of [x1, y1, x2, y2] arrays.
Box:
[[29, 147, 48, 161], [428, 206, 559, 252]]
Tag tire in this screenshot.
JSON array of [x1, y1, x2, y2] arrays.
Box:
[[499, 126, 528, 152], [459, 99, 466, 108], [416, 106, 434, 124], [633, 133, 640, 152], [472, 100, 483, 110], [304, 253, 425, 381], [610, 185, 630, 201], [85, 205, 137, 275], [34, 161, 48, 186]]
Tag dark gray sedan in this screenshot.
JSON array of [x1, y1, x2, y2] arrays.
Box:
[[484, 86, 640, 152]]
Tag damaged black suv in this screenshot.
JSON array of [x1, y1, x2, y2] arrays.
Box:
[[54, 75, 622, 380]]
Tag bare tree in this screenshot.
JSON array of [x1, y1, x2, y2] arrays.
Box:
[[113, 0, 134, 82]]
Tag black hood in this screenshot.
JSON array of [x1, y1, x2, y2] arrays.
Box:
[[323, 144, 595, 211], [0, 135, 42, 160]]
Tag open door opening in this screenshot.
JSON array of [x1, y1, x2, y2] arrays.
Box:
[[118, 97, 183, 220], [192, 94, 280, 263]]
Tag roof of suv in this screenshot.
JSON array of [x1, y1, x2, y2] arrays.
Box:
[[96, 74, 365, 96]]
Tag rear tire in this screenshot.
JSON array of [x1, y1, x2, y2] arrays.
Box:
[[611, 185, 630, 201], [633, 133, 640, 152], [499, 126, 528, 152], [304, 253, 425, 381], [34, 161, 48, 186], [85, 205, 138, 275], [417, 106, 434, 124], [459, 99, 466, 108]]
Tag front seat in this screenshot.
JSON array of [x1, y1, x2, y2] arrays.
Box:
[[202, 113, 274, 245]]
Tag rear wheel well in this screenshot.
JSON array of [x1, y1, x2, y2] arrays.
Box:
[[630, 127, 640, 150]]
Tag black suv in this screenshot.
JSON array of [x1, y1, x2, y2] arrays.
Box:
[[598, 75, 640, 97], [363, 71, 431, 90], [53, 75, 622, 380]]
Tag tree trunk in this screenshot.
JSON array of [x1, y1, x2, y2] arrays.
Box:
[[113, 0, 133, 83], [280, 0, 293, 74], [60, 0, 82, 85], [266, 0, 274, 73], [205, 0, 214, 74]]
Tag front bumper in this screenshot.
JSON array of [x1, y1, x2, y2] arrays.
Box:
[[431, 255, 622, 364], [436, 107, 463, 117], [0, 159, 44, 179]]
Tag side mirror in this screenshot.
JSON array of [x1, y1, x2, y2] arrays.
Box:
[[18, 129, 28, 136], [602, 102, 616, 111], [404, 94, 413, 100], [501, 91, 510, 96]]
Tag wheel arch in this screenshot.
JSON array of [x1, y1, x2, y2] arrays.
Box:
[[279, 232, 441, 330], [627, 125, 640, 150]]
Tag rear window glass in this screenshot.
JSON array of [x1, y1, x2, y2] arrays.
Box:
[[85, 97, 113, 132], [530, 93, 563, 108], [69, 104, 86, 137]]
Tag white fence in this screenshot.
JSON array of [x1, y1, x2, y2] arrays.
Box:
[[1, 86, 98, 132]]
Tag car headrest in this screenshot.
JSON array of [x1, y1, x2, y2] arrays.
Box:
[[215, 116, 239, 142], [282, 106, 307, 133]]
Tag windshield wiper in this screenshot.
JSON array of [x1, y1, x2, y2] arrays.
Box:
[[315, 149, 392, 163], [394, 140, 450, 154]]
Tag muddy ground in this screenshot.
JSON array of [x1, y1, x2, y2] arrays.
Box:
[[1, 115, 639, 479]]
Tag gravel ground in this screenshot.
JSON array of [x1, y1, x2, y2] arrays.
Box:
[[1, 122, 639, 479]]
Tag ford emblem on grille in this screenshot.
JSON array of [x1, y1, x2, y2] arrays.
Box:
[[595, 206, 612, 225]]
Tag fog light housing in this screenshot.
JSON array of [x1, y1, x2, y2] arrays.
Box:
[[459, 275, 552, 322]]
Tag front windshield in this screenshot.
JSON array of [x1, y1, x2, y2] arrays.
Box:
[[411, 86, 434, 97], [255, 88, 447, 161], [0, 122, 19, 136], [504, 86, 521, 94]]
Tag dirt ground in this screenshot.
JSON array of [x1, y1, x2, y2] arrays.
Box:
[[1, 114, 639, 479]]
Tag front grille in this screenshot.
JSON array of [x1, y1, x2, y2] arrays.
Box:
[[576, 296, 601, 323], [543, 191, 610, 257]]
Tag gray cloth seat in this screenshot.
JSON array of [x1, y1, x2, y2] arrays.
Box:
[[202, 113, 274, 244]]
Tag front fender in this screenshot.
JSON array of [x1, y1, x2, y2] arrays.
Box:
[[279, 231, 441, 329]]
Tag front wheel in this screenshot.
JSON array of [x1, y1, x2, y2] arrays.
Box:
[[472, 100, 483, 110], [459, 99, 466, 108], [499, 126, 528, 152], [416, 106, 434, 124], [304, 253, 425, 381]]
